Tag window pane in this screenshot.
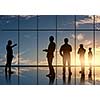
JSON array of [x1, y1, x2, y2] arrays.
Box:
[[57, 15, 74, 29], [95, 31, 100, 84], [38, 31, 56, 65], [0, 67, 18, 85], [19, 31, 37, 65], [38, 67, 56, 85], [0, 31, 18, 65], [95, 15, 100, 30], [57, 31, 75, 65], [76, 15, 93, 29], [0, 15, 18, 29], [57, 67, 75, 85], [19, 15, 37, 29], [19, 67, 37, 85], [38, 15, 56, 29]]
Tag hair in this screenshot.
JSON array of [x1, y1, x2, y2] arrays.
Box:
[[8, 40, 12, 45], [64, 38, 68, 43], [49, 36, 54, 41], [80, 44, 83, 48], [89, 48, 92, 50]]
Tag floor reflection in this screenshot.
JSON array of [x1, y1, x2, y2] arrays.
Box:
[[80, 73, 85, 85], [63, 67, 72, 85], [5, 70, 12, 84], [0, 66, 98, 85]]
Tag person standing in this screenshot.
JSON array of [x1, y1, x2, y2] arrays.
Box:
[[77, 44, 86, 75], [5, 40, 17, 73], [60, 38, 72, 75], [43, 36, 56, 77], [88, 48, 93, 77]]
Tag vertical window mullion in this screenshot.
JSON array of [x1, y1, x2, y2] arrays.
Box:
[[18, 15, 20, 85], [56, 15, 57, 85], [93, 15, 95, 85], [37, 15, 39, 85], [74, 15, 76, 85]]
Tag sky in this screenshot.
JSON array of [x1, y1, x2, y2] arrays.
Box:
[[0, 15, 100, 65]]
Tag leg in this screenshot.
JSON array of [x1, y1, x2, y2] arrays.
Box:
[[9, 61, 11, 72], [5, 63, 8, 72], [5, 56, 9, 72], [81, 58, 85, 76], [63, 56, 66, 74], [47, 57, 55, 76], [88, 62, 92, 78], [68, 56, 72, 75], [47, 57, 51, 75], [8, 57, 13, 73], [49, 57, 55, 75]]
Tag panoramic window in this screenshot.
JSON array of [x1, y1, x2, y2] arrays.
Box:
[[0, 15, 99, 85]]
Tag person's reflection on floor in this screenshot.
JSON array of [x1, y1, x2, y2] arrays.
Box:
[[80, 73, 85, 85], [5, 69, 8, 81], [48, 74, 55, 85], [68, 74, 71, 85], [88, 72, 92, 82], [5, 70, 12, 84], [63, 67, 71, 85], [63, 68, 66, 85]]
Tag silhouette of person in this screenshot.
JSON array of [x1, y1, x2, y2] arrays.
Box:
[[43, 36, 56, 77], [63, 68, 66, 85], [5, 40, 17, 74], [80, 73, 85, 85], [88, 48, 93, 78], [67, 74, 71, 85], [77, 44, 86, 76], [60, 38, 72, 75]]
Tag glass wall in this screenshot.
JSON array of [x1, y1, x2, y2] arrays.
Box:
[[0, 15, 99, 85]]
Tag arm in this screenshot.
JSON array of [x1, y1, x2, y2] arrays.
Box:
[[70, 45, 72, 52], [77, 49, 80, 54], [84, 49, 86, 53], [43, 49, 48, 52], [59, 46, 63, 57], [11, 44, 17, 48]]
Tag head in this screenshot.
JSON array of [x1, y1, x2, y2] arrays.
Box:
[[49, 36, 54, 42], [80, 44, 83, 48], [64, 38, 68, 44], [8, 40, 12, 45], [89, 48, 92, 51]]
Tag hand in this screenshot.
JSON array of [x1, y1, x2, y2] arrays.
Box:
[[43, 49, 48, 52], [14, 44, 17, 46]]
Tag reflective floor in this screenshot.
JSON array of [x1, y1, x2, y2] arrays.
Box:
[[0, 66, 99, 85]]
